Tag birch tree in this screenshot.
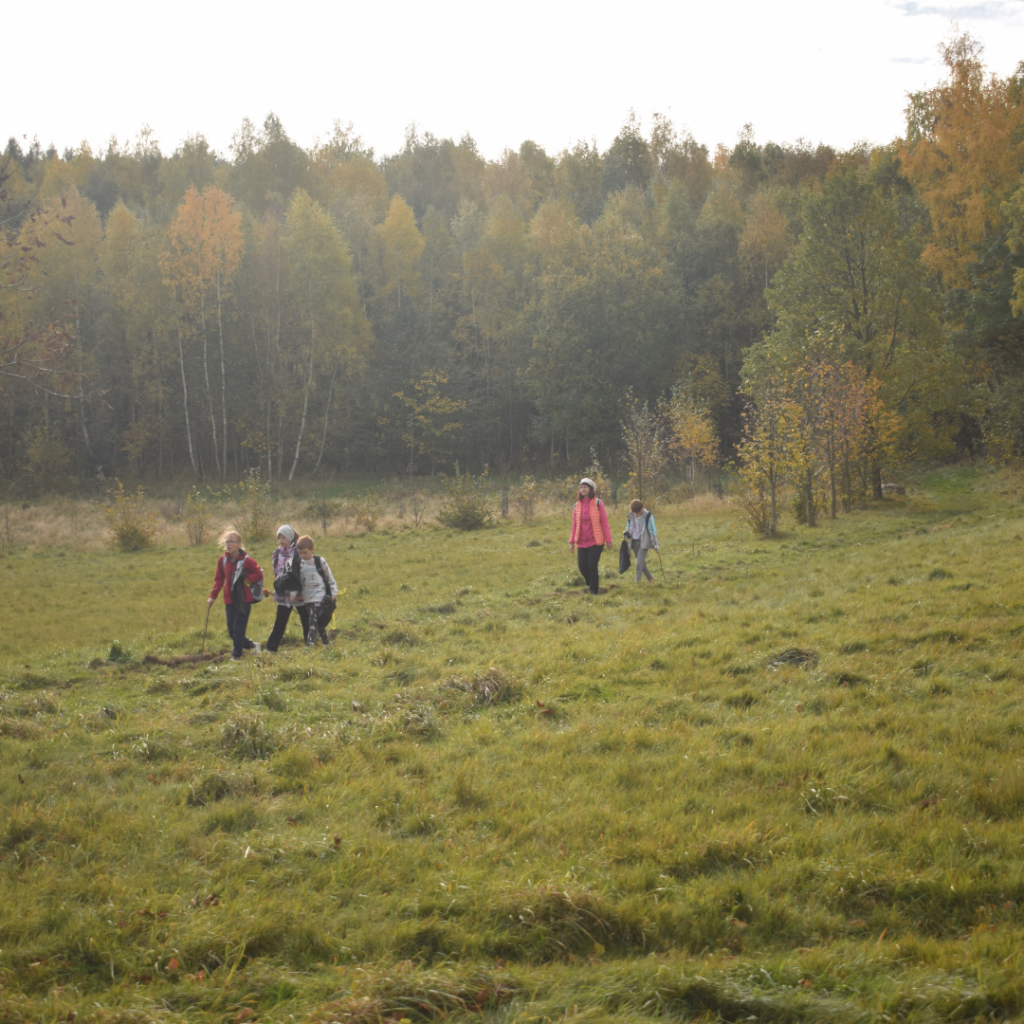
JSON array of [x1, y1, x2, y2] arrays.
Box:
[[283, 189, 370, 480], [162, 186, 244, 481]]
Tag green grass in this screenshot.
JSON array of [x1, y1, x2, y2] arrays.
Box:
[[4, 467, 1024, 1022]]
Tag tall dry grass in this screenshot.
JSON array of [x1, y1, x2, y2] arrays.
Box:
[[2, 482, 600, 555]]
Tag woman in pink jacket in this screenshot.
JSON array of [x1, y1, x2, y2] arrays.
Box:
[[569, 477, 612, 595]]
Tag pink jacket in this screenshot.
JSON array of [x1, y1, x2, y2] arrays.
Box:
[[570, 498, 611, 547]]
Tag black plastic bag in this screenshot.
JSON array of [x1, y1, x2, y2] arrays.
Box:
[[618, 539, 631, 575]]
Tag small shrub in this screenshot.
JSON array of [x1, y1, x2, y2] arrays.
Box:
[[107, 640, 130, 663], [226, 468, 274, 542], [584, 448, 610, 502], [355, 492, 379, 532], [181, 487, 212, 546], [304, 493, 341, 534], [101, 481, 158, 551], [733, 480, 775, 539], [409, 495, 426, 527], [513, 476, 539, 524], [437, 467, 493, 531]]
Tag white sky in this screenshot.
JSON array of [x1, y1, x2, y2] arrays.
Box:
[[7, 0, 1024, 162]]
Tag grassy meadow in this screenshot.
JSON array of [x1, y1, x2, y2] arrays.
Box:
[[4, 468, 1024, 1022]]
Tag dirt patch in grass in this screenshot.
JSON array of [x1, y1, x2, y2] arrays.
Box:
[[142, 652, 229, 667]]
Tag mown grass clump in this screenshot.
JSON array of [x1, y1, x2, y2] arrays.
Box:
[[5, 465, 1024, 1021]]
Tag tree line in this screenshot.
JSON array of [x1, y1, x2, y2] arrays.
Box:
[[2, 33, 1023, 504]]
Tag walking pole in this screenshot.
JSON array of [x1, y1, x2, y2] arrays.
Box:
[[200, 602, 212, 656], [656, 547, 668, 578]]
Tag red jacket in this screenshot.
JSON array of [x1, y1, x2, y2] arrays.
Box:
[[209, 551, 263, 605]]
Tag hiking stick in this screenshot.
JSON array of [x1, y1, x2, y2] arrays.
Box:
[[656, 547, 669, 578], [200, 602, 212, 656]]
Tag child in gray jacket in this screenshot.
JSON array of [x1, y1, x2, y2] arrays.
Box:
[[295, 535, 339, 646]]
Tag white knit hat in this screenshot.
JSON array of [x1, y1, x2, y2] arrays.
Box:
[[276, 524, 297, 543], [579, 477, 596, 492]]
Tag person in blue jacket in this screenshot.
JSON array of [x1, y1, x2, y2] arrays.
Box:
[[624, 499, 658, 583]]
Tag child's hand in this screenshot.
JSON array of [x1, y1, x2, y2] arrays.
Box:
[[207, 597, 215, 607]]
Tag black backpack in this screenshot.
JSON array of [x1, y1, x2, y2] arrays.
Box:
[[273, 552, 302, 597], [276, 554, 334, 614]]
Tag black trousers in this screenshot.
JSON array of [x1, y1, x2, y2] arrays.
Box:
[[266, 603, 311, 652], [577, 545, 603, 594]]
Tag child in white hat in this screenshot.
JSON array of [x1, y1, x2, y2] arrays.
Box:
[[265, 524, 310, 652]]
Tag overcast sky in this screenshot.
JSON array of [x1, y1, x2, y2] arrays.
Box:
[[7, 0, 1024, 162]]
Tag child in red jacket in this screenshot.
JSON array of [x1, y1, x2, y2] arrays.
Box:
[[208, 530, 264, 660]]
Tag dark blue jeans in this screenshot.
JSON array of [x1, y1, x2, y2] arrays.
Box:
[[225, 602, 255, 658]]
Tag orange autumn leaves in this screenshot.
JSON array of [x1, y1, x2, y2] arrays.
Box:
[[900, 34, 1024, 291]]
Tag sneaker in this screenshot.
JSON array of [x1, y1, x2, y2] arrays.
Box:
[[232, 655, 241, 661]]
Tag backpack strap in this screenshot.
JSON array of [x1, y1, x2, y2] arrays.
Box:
[[232, 555, 251, 593], [313, 555, 330, 593]]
